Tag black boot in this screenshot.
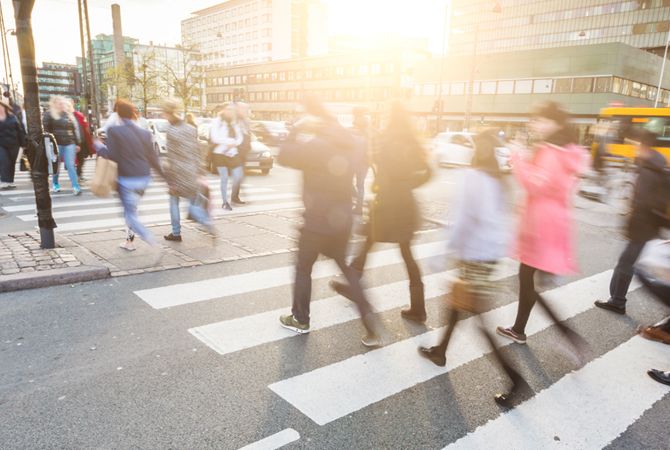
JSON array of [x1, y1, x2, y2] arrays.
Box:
[[401, 284, 426, 323]]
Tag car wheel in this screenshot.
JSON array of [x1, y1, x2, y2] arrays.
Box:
[[261, 169, 270, 175]]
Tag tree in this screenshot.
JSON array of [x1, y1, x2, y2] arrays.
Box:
[[12, 0, 56, 247], [163, 45, 202, 113], [129, 49, 161, 114]]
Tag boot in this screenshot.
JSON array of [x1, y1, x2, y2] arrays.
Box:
[[401, 284, 426, 323]]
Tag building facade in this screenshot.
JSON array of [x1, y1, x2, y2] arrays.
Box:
[[449, 0, 670, 55], [90, 34, 203, 116], [37, 62, 82, 107], [181, 0, 328, 68]]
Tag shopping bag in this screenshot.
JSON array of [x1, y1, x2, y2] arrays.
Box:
[[89, 156, 118, 197]]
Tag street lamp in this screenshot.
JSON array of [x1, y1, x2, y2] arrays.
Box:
[[463, 1, 502, 131], [3, 28, 18, 101], [654, 26, 670, 107]]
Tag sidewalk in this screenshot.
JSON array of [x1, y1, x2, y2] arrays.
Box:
[[0, 206, 441, 292]]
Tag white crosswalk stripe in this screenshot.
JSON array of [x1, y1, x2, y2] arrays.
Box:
[[1, 169, 302, 232], [127, 236, 670, 448]]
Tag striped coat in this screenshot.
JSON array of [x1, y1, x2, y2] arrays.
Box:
[[165, 121, 201, 198]]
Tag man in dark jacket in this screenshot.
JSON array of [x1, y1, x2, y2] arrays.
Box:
[[596, 129, 668, 315], [277, 96, 382, 348]]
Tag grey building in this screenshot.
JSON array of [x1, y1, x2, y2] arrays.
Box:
[[37, 62, 82, 107]]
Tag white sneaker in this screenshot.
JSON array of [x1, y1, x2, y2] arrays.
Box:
[[361, 333, 382, 348], [119, 241, 136, 252], [0, 182, 10, 190]]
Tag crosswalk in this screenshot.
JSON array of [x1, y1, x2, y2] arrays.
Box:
[[1, 163, 302, 233], [129, 236, 670, 449]]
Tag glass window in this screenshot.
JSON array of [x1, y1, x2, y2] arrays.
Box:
[[612, 77, 623, 94], [498, 80, 515, 94], [533, 79, 552, 93], [594, 76, 611, 93], [423, 84, 436, 95], [450, 82, 465, 95], [553, 78, 572, 93], [573, 77, 593, 93], [515, 79, 533, 94], [480, 81, 496, 94], [632, 81, 643, 97]]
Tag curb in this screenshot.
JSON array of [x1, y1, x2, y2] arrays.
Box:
[[0, 265, 110, 293]]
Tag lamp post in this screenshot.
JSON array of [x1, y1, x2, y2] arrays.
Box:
[[655, 26, 670, 108], [463, 1, 502, 131]]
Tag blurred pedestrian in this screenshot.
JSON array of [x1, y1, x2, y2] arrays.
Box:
[[351, 107, 371, 216], [496, 102, 587, 358], [44, 95, 82, 195], [595, 129, 668, 315], [418, 130, 526, 406], [97, 99, 164, 253], [0, 96, 26, 189], [232, 102, 251, 205], [278, 96, 383, 347], [331, 102, 432, 323], [69, 99, 94, 182], [210, 103, 243, 210], [3, 91, 25, 129], [185, 112, 197, 129], [161, 98, 214, 242]]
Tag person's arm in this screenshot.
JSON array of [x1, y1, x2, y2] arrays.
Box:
[[511, 147, 564, 197], [104, 128, 120, 162], [209, 121, 238, 148], [15, 117, 27, 148], [448, 171, 480, 250], [144, 131, 164, 178]]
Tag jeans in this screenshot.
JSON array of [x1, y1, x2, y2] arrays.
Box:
[[169, 195, 212, 235], [609, 241, 648, 305], [0, 145, 19, 183], [292, 230, 373, 332], [53, 144, 80, 190], [117, 176, 154, 245], [353, 165, 368, 213], [218, 165, 243, 204]]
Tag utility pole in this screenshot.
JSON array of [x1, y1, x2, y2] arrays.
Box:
[[0, 3, 17, 99], [12, 0, 56, 248], [82, 0, 100, 127], [76, 0, 88, 114]]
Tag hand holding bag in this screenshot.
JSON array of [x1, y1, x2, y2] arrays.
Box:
[[90, 156, 118, 198]]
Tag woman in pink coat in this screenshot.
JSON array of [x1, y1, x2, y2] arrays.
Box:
[[496, 102, 586, 361]]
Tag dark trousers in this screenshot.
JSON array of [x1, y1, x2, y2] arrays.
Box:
[[0, 145, 19, 183], [351, 235, 423, 288], [609, 241, 647, 305], [292, 229, 373, 331], [512, 263, 575, 340]]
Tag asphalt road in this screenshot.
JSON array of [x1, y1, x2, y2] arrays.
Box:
[[1, 186, 669, 449]]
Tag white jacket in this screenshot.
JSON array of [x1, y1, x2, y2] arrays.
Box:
[[210, 117, 242, 157]]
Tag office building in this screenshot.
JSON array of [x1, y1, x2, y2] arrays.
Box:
[[181, 0, 328, 68], [37, 62, 82, 107]]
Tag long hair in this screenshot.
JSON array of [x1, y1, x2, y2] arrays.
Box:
[[472, 129, 504, 178], [48, 95, 71, 121], [382, 101, 426, 165]]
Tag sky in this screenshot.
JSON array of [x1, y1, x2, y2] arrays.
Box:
[[1, 0, 448, 86]]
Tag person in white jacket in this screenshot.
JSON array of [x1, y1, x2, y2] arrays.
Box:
[[418, 129, 527, 408], [210, 103, 243, 210]]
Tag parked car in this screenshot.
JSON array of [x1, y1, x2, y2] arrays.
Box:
[[432, 131, 511, 170], [197, 123, 274, 175], [147, 118, 169, 155], [250, 120, 289, 146]]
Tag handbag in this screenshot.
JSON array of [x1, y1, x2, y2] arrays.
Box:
[[89, 156, 118, 197]]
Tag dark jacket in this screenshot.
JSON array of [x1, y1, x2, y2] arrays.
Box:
[[43, 111, 80, 146], [370, 131, 431, 243], [0, 113, 26, 150], [104, 120, 163, 179], [627, 150, 667, 242], [279, 118, 355, 236]]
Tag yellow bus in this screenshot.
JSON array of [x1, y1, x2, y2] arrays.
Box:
[[594, 107, 670, 163]]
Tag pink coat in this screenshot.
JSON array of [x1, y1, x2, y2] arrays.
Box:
[[512, 143, 585, 275]]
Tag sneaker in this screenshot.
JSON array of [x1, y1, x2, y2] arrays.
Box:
[[119, 241, 136, 252], [7, 183, 16, 189], [73, 187, 82, 196], [361, 332, 382, 348], [279, 314, 310, 334], [232, 198, 246, 205], [639, 325, 670, 345], [496, 326, 527, 344], [222, 202, 233, 211], [401, 308, 427, 323], [594, 299, 626, 315], [52, 183, 61, 193], [0, 182, 10, 190], [163, 233, 182, 242], [418, 346, 446, 367], [647, 368, 670, 386]]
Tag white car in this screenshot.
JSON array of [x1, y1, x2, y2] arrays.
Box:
[[147, 118, 169, 155], [432, 131, 511, 170]]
